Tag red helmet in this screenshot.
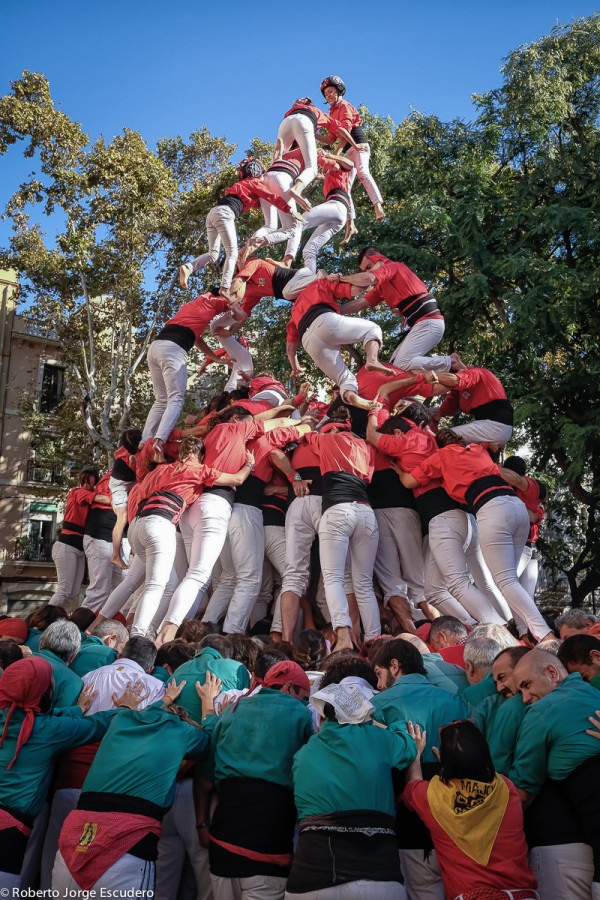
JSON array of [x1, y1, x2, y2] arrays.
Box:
[[238, 158, 265, 179], [320, 75, 346, 98]]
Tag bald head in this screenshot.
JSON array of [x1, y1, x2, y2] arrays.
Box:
[[513, 649, 568, 705], [398, 633, 430, 655]]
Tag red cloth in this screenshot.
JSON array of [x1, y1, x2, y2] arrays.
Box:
[[235, 398, 273, 414], [320, 422, 351, 434], [286, 279, 353, 343], [402, 776, 536, 898], [249, 375, 287, 398], [53, 742, 101, 791], [0, 656, 53, 769], [0, 807, 32, 837], [139, 458, 221, 523], [304, 431, 374, 481], [438, 367, 508, 418], [438, 645, 466, 668], [325, 98, 362, 137], [59, 809, 161, 891], [225, 178, 291, 215], [410, 443, 512, 507], [377, 428, 439, 497], [319, 153, 352, 197], [166, 293, 228, 341], [357, 364, 434, 407], [290, 442, 321, 469], [263, 661, 310, 693], [203, 418, 264, 472], [248, 427, 302, 483], [284, 100, 332, 131], [60, 487, 95, 537], [210, 835, 293, 867], [0, 617, 28, 642], [135, 443, 157, 482], [365, 254, 433, 318], [238, 258, 280, 315]]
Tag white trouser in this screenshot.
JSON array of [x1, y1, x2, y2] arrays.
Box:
[[283, 199, 347, 297], [129, 515, 177, 632], [264, 523, 288, 633], [39, 788, 81, 889], [427, 510, 507, 624], [286, 882, 405, 900], [142, 339, 189, 444], [191, 204, 238, 290], [302, 311, 382, 398], [528, 842, 594, 900], [476, 495, 549, 639], [213, 873, 287, 900], [165, 493, 233, 628], [373, 507, 424, 606], [82, 535, 125, 612], [50, 542, 85, 607], [155, 779, 212, 900], [319, 502, 380, 639], [202, 503, 264, 633], [423, 536, 474, 623], [100, 525, 146, 619], [344, 143, 384, 216], [449, 419, 513, 446], [276, 113, 318, 189], [135, 529, 190, 636], [251, 388, 288, 407], [517, 544, 539, 599], [390, 318, 451, 372], [254, 558, 277, 625], [255, 171, 299, 258], [281, 495, 322, 597], [52, 848, 154, 896], [398, 849, 445, 900], [209, 311, 255, 391]]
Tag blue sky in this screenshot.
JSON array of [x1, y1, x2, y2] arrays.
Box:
[[1, 0, 597, 250]]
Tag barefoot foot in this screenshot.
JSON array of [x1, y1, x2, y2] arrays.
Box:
[[179, 264, 193, 289]]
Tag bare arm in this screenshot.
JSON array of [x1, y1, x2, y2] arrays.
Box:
[[366, 411, 382, 448], [320, 150, 355, 171], [286, 340, 304, 377], [499, 467, 529, 491], [338, 295, 371, 315], [253, 404, 296, 421], [195, 336, 222, 364]]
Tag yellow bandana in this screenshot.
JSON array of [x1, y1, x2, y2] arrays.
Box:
[[427, 774, 509, 866]]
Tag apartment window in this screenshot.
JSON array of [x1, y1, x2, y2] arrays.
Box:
[[40, 364, 64, 413]]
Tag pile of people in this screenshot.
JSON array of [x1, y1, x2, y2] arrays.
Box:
[[2, 74, 599, 899]]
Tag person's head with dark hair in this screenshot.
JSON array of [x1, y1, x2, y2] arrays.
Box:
[[357, 245, 381, 268], [80, 467, 100, 489], [503, 456, 527, 477], [395, 400, 431, 428], [227, 387, 251, 403], [254, 649, 288, 682], [179, 436, 203, 462], [203, 405, 253, 434], [175, 620, 211, 645], [364, 635, 394, 663], [492, 646, 531, 698], [198, 634, 233, 659], [120, 428, 143, 454], [203, 391, 230, 416], [154, 641, 195, 675], [276, 641, 294, 660], [557, 634, 600, 684], [370, 638, 426, 691], [228, 634, 259, 674], [293, 630, 328, 672], [436, 428, 467, 449], [429, 616, 468, 652], [318, 650, 378, 690], [120, 636, 157, 673], [438, 720, 495, 784], [26, 604, 68, 632], [378, 415, 413, 436], [0, 638, 24, 670], [69, 608, 96, 632]]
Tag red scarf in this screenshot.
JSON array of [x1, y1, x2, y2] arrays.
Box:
[[0, 656, 53, 769]]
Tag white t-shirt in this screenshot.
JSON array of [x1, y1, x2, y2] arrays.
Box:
[[82, 657, 165, 714]]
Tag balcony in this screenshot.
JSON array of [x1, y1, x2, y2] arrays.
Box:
[[4, 537, 54, 563], [25, 460, 64, 486]]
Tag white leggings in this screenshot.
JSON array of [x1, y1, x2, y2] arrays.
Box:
[[301, 311, 382, 398], [129, 515, 177, 634], [319, 501, 380, 639], [476, 495, 549, 639], [50, 542, 85, 607], [142, 339, 188, 444], [449, 420, 513, 447], [276, 113, 318, 189], [373, 507, 424, 606], [191, 205, 238, 291], [283, 199, 347, 297], [281, 495, 322, 597], [164, 492, 233, 628], [390, 317, 451, 372], [345, 144, 383, 217], [254, 171, 299, 259], [517, 544, 539, 599]]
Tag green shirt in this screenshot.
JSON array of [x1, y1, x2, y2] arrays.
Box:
[[210, 688, 313, 789], [460, 669, 497, 710], [35, 648, 83, 709], [25, 629, 43, 652], [508, 673, 600, 794], [173, 648, 250, 724], [152, 665, 172, 684], [428, 653, 469, 693], [422, 656, 461, 694], [70, 635, 117, 678], [0, 708, 117, 818], [293, 720, 416, 819], [83, 706, 208, 808], [487, 694, 527, 775], [372, 673, 469, 763], [590, 673, 600, 691]]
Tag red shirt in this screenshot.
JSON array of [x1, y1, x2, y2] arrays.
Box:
[[357, 364, 434, 407], [291, 441, 320, 470], [325, 98, 362, 136], [304, 431, 374, 481], [235, 398, 273, 414], [284, 101, 333, 132], [91, 473, 112, 509], [166, 293, 228, 341], [238, 258, 280, 315], [529, 503, 544, 544], [128, 483, 142, 521], [225, 177, 292, 215], [139, 458, 220, 523], [411, 443, 512, 506], [365, 255, 440, 324], [403, 776, 536, 898], [249, 375, 287, 398], [61, 487, 95, 536], [248, 426, 302, 483], [438, 644, 466, 668], [286, 279, 353, 343], [319, 153, 352, 197], [510, 476, 544, 544], [377, 428, 439, 497], [438, 367, 508, 417], [203, 418, 265, 473]]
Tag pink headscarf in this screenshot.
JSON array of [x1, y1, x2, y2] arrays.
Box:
[[0, 656, 53, 769]]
